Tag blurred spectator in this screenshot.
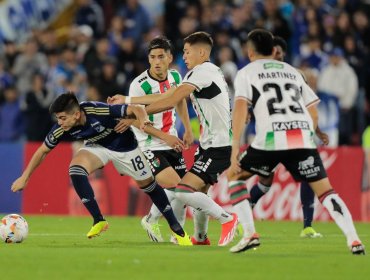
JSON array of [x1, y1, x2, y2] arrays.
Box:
[[73, 25, 95, 63], [23, 73, 53, 141], [0, 87, 24, 142], [95, 57, 125, 101], [257, 0, 291, 42], [218, 46, 238, 96], [298, 35, 328, 70], [0, 58, 14, 100], [317, 47, 358, 145], [83, 38, 110, 82], [117, 0, 153, 45], [12, 39, 48, 96], [55, 46, 87, 100], [0, 40, 19, 71], [75, 0, 105, 38]]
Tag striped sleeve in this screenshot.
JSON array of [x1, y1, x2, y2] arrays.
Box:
[[81, 102, 128, 118], [44, 124, 65, 149]]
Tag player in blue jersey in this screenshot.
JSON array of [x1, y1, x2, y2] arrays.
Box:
[[11, 92, 192, 245]]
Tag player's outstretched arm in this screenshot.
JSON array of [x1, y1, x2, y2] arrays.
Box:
[[126, 105, 151, 131], [107, 87, 177, 105], [145, 84, 194, 115], [229, 98, 249, 175], [11, 143, 51, 192], [175, 98, 194, 148], [126, 119, 185, 152]]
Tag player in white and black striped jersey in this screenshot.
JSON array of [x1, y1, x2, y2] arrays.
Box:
[[227, 29, 364, 255]]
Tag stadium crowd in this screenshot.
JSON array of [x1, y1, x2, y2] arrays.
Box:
[[0, 0, 369, 146]]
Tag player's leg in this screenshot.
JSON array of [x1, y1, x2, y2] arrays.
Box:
[[285, 149, 364, 254], [112, 147, 191, 245], [174, 147, 238, 246], [142, 166, 184, 242], [69, 148, 109, 238], [300, 181, 322, 238], [227, 168, 260, 253], [249, 173, 274, 208], [141, 150, 186, 243], [191, 184, 210, 245], [310, 178, 364, 254]]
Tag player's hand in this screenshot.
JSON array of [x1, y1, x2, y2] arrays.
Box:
[[228, 157, 241, 177], [164, 135, 185, 152], [107, 94, 126, 105], [114, 119, 135, 133], [11, 177, 28, 192], [317, 131, 329, 146], [183, 130, 194, 149], [135, 106, 153, 131]]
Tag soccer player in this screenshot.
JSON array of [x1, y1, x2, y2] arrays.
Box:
[[113, 37, 194, 243], [227, 29, 365, 254], [10, 92, 192, 245], [143, 31, 239, 246], [247, 36, 329, 238]]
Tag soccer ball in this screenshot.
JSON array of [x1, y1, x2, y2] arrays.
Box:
[[0, 214, 29, 243]]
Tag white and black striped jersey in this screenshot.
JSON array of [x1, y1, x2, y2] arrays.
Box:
[[183, 61, 232, 149], [234, 59, 320, 151]]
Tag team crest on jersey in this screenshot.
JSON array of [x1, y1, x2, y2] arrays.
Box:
[[152, 157, 160, 168]]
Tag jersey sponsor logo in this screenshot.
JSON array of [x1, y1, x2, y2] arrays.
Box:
[[263, 62, 284, 69], [298, 156, 320, 177], [193, 158, 212, 172], [272, 121, 309, 131], [250, 167, 270, 176], [175, 164, 186, 170], [91, 121, 105, 133], [179, 158, 185, 165]]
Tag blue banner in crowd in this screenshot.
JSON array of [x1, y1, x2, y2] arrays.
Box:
[[0, 0, 71, 43], [0, 142, 23, 214]]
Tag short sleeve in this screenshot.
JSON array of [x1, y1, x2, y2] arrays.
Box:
[[182, 65, 211, 91], [301, 81, 320, 108], [129, 80, 145, 97], [234, 70, 252, 103], [44, 124, 65, 149], [81, 102, 128, 118]]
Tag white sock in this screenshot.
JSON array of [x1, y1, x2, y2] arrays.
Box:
[[175, 191, 232, 224], [229, 180, 256, 237], [170, 194, 186, 227], [146, 189, 176, 224], [321, 193, 360, 246], [193, 208, 209, 241]]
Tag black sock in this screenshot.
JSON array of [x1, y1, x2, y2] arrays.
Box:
[[300, 181, 315, 228], [69, 165, 105, 224], [142, 181, 185, 237], [250, 183, 269, 206]]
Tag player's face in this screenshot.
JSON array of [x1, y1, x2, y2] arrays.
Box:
[[274, 45, 285, 62], [148, 48, 172, 79], [55, 110, 80, 131], [183, 43, 200, 69]]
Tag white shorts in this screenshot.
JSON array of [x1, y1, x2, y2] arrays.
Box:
[[80, 144, 153, 181]]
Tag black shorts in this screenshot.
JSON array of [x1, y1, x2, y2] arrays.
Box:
[[239, 146, 327, 182], [142, 149, 187, 178], [189, 146, 231, 185]]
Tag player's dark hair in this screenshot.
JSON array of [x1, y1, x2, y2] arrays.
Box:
[[273, 36, 287, 53], [247, 29, 274, 56], [148, 36, 173, 53], [49, 92, 80, 114], [184, 31, 213, 48]]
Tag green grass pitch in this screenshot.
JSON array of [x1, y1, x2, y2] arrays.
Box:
[[0, 216, 368, 279]]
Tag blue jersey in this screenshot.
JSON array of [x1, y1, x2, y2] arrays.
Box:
[[44, 101, 138, 152]]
